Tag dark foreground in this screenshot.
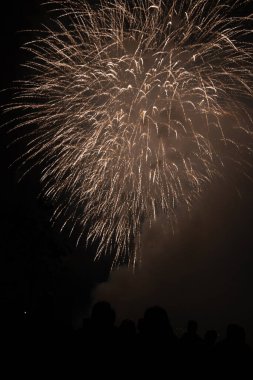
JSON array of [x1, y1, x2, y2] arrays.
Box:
[[1, 301, 252, 375]]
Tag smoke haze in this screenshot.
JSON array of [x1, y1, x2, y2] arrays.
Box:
[[94, 172, 253, 342]]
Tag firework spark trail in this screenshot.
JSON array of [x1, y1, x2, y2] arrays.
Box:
[[5, 0, 253, 267]]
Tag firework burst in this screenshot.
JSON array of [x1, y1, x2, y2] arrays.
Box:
[[6, 0, 253, 267]]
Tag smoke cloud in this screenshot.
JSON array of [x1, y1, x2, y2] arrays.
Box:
[[94, 173, 253, 342]]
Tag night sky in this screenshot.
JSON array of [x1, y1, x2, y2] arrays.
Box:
[[1, 0, 253, 345]]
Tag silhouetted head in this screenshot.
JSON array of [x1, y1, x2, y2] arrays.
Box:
[[91, 301, 116, 328], [142, 306, 172, 336]]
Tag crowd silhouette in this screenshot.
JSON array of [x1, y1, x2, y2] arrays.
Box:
[[1, 299, 252, 374]]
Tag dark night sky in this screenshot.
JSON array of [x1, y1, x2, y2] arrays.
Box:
[[1, 0, 253, 344]]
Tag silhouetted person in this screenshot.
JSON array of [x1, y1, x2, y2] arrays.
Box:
[[90, 301, 117, 345], [91, 301, 115, 328], [180, 319, 204, 363], [217, 324, 252, 363], [137, 306, 178, 370], [212, 324, 253, 375], [181, 320, 203, 345], [141, 306, 175, 338]]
